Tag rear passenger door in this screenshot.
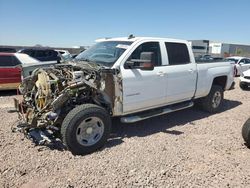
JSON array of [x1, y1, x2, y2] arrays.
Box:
[[164, 42, 197, 103]]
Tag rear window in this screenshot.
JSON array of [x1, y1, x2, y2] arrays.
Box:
[[165, 42, 190, 65], [0, 56, 20, 66]]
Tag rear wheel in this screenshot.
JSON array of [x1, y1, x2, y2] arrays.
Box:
[[61, 104, 111, 155], [242, 118, 250, 147], [200, 85, 224, 113]]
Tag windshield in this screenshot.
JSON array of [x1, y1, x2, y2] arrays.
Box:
[[75, 41, 132, 67]]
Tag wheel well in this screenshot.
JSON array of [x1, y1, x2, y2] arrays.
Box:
[[212, 76, 227, 90]]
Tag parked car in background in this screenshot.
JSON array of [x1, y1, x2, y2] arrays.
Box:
[[239, 69, 250, 90], [0, 52, 58, 90], [55, 49, 72, 60], [195, 54, 224, 62], [0, 47, 17, 53], [225, 56, 250, 76], [0, 53, 22, 90], [18, 48, 61, 62], [196, 54, 214, 61]]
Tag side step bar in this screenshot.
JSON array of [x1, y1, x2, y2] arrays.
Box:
[[120, 101, 194, 123]]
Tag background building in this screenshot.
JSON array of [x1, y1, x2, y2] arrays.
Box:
[[189, 40, 250, 58]]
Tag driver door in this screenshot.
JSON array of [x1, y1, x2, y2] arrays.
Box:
[[121, 42, 167, 113]]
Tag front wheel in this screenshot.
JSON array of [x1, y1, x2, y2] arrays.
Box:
[[200, 85, 224, 113], [61, 104, 111, 155]]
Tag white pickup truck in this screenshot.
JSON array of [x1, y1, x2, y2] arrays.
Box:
[[17, 37, 235, 155]]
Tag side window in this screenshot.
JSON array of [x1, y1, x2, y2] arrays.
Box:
[[244, 59, 250, 64], [23, 50, 33, 57], [0, 56, 14, 67], [36, 50, 46, 58], [239, 59, 246, 64], [165, 42, 190, 65], [44, 50, 52, 57], [130, 42, 162, 66], [23, 49, 36, 57]]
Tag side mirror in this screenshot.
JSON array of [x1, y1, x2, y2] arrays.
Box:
[[239, 62, 244, 65], [125, 52, 155, 70]]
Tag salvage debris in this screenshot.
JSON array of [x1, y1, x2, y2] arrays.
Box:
[[12, 62, 116, 153]]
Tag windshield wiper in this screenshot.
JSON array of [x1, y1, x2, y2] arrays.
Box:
[[78, 58, 91, 62]]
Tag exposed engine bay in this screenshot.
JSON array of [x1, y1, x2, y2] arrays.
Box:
[[17, 63, 116, 131]]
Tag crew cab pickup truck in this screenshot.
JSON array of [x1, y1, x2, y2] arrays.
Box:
[[16, 37, 235, 155]]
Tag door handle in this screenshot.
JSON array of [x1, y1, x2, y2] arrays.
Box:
[[188, 69, 195, 73], [156, 71, 165, 76]]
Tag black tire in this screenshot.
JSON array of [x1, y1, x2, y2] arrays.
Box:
[[242, 118, 250, 147], [200, 85, 224, 113], [240, 82, 250, 91], [61, 104, 111, 155]]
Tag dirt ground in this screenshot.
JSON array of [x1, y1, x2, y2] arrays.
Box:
[[0, 80, 250, 188]]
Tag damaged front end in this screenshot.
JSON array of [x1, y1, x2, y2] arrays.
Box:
[[15, 62, 115, 133]]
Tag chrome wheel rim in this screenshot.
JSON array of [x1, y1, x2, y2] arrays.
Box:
[[76, 117, 104, 146], [212, 91, 221, 108]]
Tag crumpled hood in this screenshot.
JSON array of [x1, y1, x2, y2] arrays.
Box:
[[21, 61, 59, 78]]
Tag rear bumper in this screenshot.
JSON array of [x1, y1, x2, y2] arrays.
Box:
[[0, 82, 20, 90]]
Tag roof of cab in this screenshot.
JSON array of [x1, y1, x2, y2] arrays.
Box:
[[96, 37, 189, 44]]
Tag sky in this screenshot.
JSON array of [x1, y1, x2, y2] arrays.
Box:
[[0, 0, 250, 47]]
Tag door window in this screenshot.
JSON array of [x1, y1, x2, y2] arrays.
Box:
[[165, 42, 190, 65], [239, 59, 246, 64], [244, 59, 250, 64], [129, 42, 162, 66]]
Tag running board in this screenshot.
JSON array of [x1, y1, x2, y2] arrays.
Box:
[[120, 101, 194, 123]]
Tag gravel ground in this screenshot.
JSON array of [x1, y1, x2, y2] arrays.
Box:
[[0, 80, 250, 188]]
